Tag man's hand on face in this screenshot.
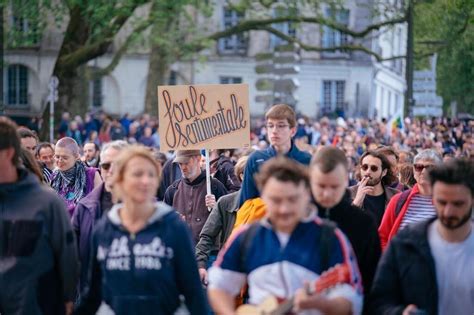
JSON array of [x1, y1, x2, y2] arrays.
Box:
[[353, 176, 374, 207]]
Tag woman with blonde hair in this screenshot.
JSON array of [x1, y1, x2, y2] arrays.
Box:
[[75, 145, 207, 314]]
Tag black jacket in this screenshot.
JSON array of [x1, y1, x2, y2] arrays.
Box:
[[211, 155, 241, 193], [157, 158, 182, 201], [316, 192, 381, 306], [369, 218, 438, 315]]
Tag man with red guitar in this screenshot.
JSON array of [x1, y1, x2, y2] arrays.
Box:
[[208, 157, 363, 314]]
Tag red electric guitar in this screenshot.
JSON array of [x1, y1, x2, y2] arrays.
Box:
[[236, 264, 351, 315]]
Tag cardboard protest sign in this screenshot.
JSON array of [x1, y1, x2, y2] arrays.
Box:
[[157, 84, 250, 151]]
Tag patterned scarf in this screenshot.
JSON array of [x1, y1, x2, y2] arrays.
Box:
[[51, 160, 87, 206]]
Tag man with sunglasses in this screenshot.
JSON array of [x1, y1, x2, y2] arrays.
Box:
[[379, 149, 442, 249], [72, 140, 129, 299], [370, 158, 474, 315], [349, 151, 400, 226]]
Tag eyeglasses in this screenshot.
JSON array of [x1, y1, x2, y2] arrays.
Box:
[[414, 164, 434, 172], [361, 164, 379, 172], [100, 162, 112, 171], [265, 123, 290, 130], [54, 155, 71, 161]]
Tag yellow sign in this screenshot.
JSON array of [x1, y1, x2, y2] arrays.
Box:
[[158, 84, 250, 151]]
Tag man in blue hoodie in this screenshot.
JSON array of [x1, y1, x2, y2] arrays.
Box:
[[0, 116, 79, 315], [239, 104, 311, 206]]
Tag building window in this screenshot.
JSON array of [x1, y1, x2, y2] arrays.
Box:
[[321, 80, 345, 113], [322, 8, 350, 52], [270, 6, 297, 49], [9, 0, 40, 47], [168, 71, 177, 85], [219, 76, 242, 84], [6, 65, 28, 106], [219, 8, 247, 54], [90, 78, 103, 108]]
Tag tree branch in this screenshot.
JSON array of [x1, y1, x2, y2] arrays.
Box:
[[91, 18, 154, 78], [58, 1, 145, 69], [207, 14, 407, 41], [259, 25, 406, 62]]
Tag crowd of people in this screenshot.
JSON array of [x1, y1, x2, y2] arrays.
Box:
[[0, 104, 473, 315]]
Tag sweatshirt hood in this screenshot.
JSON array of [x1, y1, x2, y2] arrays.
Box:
[[107, 201, 174, 227], [0, 168, 39, 197]]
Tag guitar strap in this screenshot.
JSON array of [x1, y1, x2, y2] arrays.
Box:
[[238, 223, 260, 271]]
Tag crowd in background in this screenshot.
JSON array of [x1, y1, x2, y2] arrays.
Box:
[[22, 110, 474, 161]]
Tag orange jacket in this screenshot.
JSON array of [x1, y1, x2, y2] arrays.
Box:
[[231, 197, 266, 233]]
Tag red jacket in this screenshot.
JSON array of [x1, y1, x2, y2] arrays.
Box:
[[378, 184, 421, 250]]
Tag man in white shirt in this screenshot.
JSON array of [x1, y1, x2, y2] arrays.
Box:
[[370, 158, 474, 315]]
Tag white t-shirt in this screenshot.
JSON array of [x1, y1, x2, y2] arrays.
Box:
[[428, 221, 474, 315]]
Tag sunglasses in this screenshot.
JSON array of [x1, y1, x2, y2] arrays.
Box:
[[100, 162, 112, 171], [361, 164, 379, 172], [414, 164, 434, 172]]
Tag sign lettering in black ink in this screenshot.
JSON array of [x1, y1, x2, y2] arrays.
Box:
[[161, 86, 247, 149]]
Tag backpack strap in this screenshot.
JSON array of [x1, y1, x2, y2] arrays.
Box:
[[394, 189, 411, 218], [318, 219, 336, 272], [238, 223, 260, 272]]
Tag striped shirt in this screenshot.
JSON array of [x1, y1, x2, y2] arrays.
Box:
[[399, 194, 436, 230]]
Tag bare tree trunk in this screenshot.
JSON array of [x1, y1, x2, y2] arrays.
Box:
[[144, 47, 170, 116]]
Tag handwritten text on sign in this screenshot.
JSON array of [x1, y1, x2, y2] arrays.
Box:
[[158, 84, 250, 151]]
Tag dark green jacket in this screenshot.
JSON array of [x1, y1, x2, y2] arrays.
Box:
[[195, 191, 240, 269]]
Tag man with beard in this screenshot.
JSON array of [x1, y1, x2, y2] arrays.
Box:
[[349, 151, 399, 226], [370, 159, 474, 315], [164, 150, 227, 244], [82, 142, 100, 168]]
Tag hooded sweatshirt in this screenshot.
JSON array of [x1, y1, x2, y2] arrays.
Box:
[[74, 202, 207, 315], [0, 169, 79, 315]]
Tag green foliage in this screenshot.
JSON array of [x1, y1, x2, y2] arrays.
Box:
[[414, 0, 474, 113]]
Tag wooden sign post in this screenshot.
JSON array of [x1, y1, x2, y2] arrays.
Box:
[[157, 84, 250, 206]]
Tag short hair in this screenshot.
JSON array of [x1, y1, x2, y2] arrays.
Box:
[[414, 149, 442, 164], [112, 145, 162, 191], [265, 104, 297, 128], [36, 142, 54, 158], [18, 127, 38, 141], [429, 159, 474, 195], [101, 140, 129, 155], [376, 145, 399, 162], [234, 155, 249, 179], [255, 157, 309, 192], [358, 150, 397, 185], [0, 116, 22, 167], [84, 141, 100, 153], [311, 146, 348, 173], [56, 137, 81, 157]]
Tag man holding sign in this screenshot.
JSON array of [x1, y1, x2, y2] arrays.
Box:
[[158, 84, 249, 244], [163, 150, 227, 244]]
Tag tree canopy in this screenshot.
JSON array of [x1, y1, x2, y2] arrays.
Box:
[[414, 0, 474, 114]]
